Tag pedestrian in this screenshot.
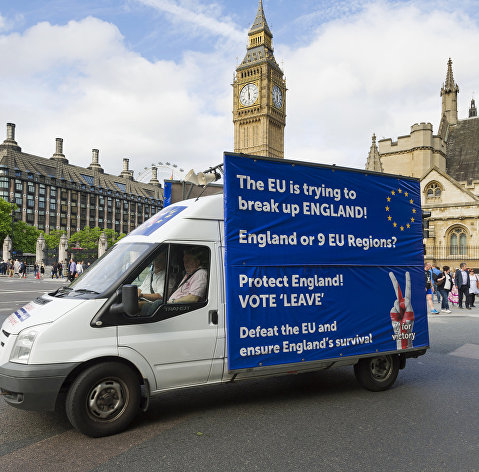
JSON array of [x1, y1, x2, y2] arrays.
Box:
[[69, 258, 77, 282], [425, 262, 439, 314], [40, 263, 45, 279], [432, 264, 441, 304], [468, 268, 479, 307], [8, 259, 14, 277], [51, 262, 58, 279], [454, 262, 471, 309], [19, 260, 27, 278], [33, 262, 39, 278], [436, 265, 453, 313], [14, 259, 20, 277], [76, 260, 83, 277], [58, 261, 63, 279]]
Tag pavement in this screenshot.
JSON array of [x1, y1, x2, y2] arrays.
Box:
[[429, 294, 479, 318]]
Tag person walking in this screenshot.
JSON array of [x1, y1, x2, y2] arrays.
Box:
[[76, 260, 83, 277], [436, 266, 453, 313], [19, 260, 27, 278], [454, 262, 471, 309], [468, 268, 479, 307], [432, 264, 442, 304], [40, 263, 45, 279], [425, 262, 440, 314], [69, 258, 77, 282]]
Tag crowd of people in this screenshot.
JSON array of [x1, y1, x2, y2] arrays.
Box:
[[0, 259, 38, 278], [425, 261, 479, 314], [0, 258, 89, 279], [50, 259, 88, 280]]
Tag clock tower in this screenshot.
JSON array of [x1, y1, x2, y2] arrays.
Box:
[[233, 0, 286, 158]]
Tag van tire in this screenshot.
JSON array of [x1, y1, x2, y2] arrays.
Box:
[[354, 355, 399, 392], [65, 362, 141, 437]]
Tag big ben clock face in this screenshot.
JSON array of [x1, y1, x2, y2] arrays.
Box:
[[240, 83, 259, 106], [272, 85, 283, 109]]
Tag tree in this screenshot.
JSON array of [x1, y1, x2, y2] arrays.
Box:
[[13, 220, 40, 253], [69, 227, 126, 249], [0, 198, 39, 253], [0, 198, 14, 244], [43, 229, 65, 249]]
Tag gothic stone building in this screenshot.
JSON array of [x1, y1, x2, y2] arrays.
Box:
[[0, 123, 163, 238], [366, 59, 479, 267]]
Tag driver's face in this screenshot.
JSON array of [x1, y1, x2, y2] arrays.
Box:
[[183, 253, 200, 274], [154, 254, 166, 272]]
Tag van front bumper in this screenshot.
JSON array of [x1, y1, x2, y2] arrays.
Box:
[[0, 361, 80, 411]]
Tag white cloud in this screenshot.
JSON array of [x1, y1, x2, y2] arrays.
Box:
[[0, 16, 235, 176], [1, 0, 479, 183], [281, 1, 479, 168], [134, 0, 245, 42]]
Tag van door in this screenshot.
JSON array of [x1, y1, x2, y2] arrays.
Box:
[[117, 242, 220, 391]]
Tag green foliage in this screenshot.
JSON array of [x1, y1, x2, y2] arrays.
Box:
[[0, 198, 14, 244], [43, 229, 65, 249], [0, 198, 39, 253], [69, 227, 125, 249], [13, 221, 40, 253]]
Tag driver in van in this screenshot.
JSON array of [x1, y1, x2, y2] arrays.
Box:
[[168, 247, 208, 304], [137, 252, 167, 304]]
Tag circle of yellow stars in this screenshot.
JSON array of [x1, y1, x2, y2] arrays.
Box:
[[385, 187, 416, 231]]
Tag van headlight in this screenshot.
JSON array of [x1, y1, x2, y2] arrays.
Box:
[[10, 326, 47, 364]]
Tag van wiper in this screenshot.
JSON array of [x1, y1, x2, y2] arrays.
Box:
[[50, 286, 73, 297], [72, 288, 100, 295]]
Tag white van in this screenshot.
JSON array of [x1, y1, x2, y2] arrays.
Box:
[[0, 156, 428, 437]]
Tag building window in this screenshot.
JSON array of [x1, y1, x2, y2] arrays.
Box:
[[450, 227, 467, 255], [425, 182, 442, 200]]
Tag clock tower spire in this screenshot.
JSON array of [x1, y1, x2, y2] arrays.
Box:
[[233, 0, 286, 158]]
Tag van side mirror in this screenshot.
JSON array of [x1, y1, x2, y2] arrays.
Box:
[[110, 284, 139, 317]]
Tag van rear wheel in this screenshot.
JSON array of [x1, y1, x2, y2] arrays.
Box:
[[354, 355, 399, 392], [65, 362, 140, 437]]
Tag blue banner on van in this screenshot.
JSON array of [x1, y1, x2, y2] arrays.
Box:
[[223, 153, 429, 371]]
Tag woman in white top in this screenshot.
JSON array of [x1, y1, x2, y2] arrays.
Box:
[[468, 269, 479, 308]]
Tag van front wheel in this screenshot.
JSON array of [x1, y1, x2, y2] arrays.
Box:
[[65, 362, 141, 437], [354, 355, 399, 392]]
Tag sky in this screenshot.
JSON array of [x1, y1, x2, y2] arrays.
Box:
[[1, 0, 479, 182]]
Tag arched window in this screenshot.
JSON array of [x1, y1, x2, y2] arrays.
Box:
[[450, 227, 467, 255], [425, 182, 442, 200]]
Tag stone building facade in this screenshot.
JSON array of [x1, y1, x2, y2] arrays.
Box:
[[0, 123, 163, 238], [366, 59, 479, 268]]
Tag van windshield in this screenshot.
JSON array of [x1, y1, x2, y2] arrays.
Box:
[[68, 242, 153, 295]]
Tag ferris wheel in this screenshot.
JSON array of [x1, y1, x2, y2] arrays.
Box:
[[136, 162, 186, 184]]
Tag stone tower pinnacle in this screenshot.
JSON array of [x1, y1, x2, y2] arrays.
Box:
[[365, 134, 383, 172], [440, 58, 459, 126]]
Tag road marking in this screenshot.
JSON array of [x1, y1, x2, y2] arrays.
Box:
[[449, 343, 479, 360]]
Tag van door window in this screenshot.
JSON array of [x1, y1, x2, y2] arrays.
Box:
[[130, 247, 173, 316], [122, 244, 210, 322], [167, 245, 209, 304]]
